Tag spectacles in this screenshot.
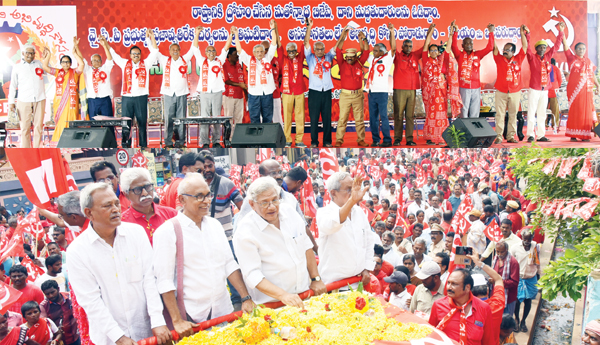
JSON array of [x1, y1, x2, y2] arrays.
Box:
[[206, 50, 217, 53], [130, 53, 141, 56], [97, 175, 117, 183], [182, 192, 213, 202], [130, 183, 154, 195], [267, 170, 282, 178], [24, 52, 35, 55], [256, 198, 282, 208], [287, 50, 297, 53], [61, 61, 71, 64]]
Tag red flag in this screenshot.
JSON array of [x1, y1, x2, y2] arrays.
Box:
[[5, 149, 73, 209], [456, 168, 466, 177], [131, 150, 149, 168], [578, 152, 593, 180], [319, 149, 339, 182], [483, 218, 502, 242], [20, 255, 45, 283], [309, 218, 319, 239], [258, 149, 272, 162], [281, 163, 291, 172], [583, 178, 600, 196], [370, 166, 381, 182], [542, 157, 561, 175], [0, 224, 25, 263], [302, 177, 318, 218], [451, 195, 473, 235], [447, 232, 463, 275], [415, 174, 426, 188], [62, 156, 78, 192], [357, 162, 368, 180], [575, 199, 599, 220], [0, 281, 23, 315]]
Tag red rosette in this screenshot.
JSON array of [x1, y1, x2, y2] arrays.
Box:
[[35, 68, 43, 79], [211, 65, 221, 75], [179, 65, 187, 75], [323, 61, 331, 70], [99, 71, 107, 81], [376, 64, 385, 75], [135, 69, 144, 77], [264, 63, 272, 73]]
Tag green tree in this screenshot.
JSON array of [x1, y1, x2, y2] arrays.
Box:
[[509, 147, 600, 301]]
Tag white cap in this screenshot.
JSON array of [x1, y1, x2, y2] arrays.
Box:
[[472, 274, 487, 287], [415, 261, 442, 280]]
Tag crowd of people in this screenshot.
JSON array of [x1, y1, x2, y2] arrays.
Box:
[[0, 147, 594, 345], [8, 19, 597, 148]]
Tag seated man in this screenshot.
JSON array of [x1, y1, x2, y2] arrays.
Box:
[[234, 177, 326, 307]]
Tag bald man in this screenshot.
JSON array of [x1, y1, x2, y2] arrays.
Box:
[[78, 35, 115, 119]]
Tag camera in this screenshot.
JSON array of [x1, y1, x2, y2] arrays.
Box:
[[455, 246, 473, 256]]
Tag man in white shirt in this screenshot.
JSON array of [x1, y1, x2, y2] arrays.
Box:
[[8, 44, 47, 148], [424, 195, 442, 224], [466, 209, 487, 255], [471, 182, 489, 211], [316, 172, 375, 286], [233, 177, 326, 307], [233, 21, 278, 123], [193, 26, 233, 148], [35, 254, 67, 293], [366, 23, 395, 147], [108, 29, 158, 148], [67, 183, 171, 345], [384, 271, 411, 311], [407, 189, 429, 216], [381, 230, 403, 267], [153, 28, 199, 148], [153, 173, 254, 338], [81, 36, 114, 119]]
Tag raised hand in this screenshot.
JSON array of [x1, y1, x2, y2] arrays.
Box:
[[388, 22, 394, 30], [73, 36, 80, 48], [307, 18, 313, 27], [523, 25, 530, 33], [42, 47, 51, 60], [558, 22, 565, 32], [231, 26, 238, 35], [357, 30, 366, 40], [487, 23, 495, 33], [269, 19, 276, 30], [98, 35, 108, 47], [351, 176, 368, 204]]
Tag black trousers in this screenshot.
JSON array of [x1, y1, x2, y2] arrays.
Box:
[[121, 95, 148, 147], [308, 89, 332, 145]]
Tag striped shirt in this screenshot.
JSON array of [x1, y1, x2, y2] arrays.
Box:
[[209, 176, 243, 236]]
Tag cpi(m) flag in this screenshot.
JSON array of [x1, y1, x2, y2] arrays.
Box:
[[0, 282, 23, 315], [483, 218, 503, 242], [20, 255, 45, 283], [6, 149, 75, 209], [451, 195, 473, 235], [319, 149, 339, 182], [302, 177, 318, 218]]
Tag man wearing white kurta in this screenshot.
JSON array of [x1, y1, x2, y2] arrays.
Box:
[[153, 173, 254, 338], [233, 178, 326, 307], [109, 30, 158, 147], [193, 27, 233, 147], [316, 172, 375, 286], [8, 44, 47, 148], [67, 183, 171, 345], [155, 28, 200, 148], [81, 36, 114, 119], [365, 23, 396, 147], [233, 22, 278, 123]]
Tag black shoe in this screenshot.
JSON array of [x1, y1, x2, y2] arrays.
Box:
[[426, 140, 435, 145], [393, 140, 401, 146], [164, 144, 174, 149], [310, 143, 319, 148], [213, 143, 223, 148], [324, 143, 333, 148], [371, 142, 380, 147], [514, 322, 521, 333], [295, 143, 307, 148], [520, 321, 528, 333], [527, 136, 534, 142], [406, 141, 417, 146], [381, 141, 392, 147], [537, 137, 550, 142], [202, 144, 210, 148]]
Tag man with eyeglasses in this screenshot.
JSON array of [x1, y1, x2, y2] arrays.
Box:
[[8, 44, 47, 148], [316, 172, 375, 287], [120, 167, 177, 244], [153, 173, 255, 339], [234, 177, 326, 308], [161, 152, 204, 210], [155, 26, 202, 148], [193, 27, 234, 148], [76, 35, 115, 120], [90, 161, 130, 212], [108, 29, 158, 148]]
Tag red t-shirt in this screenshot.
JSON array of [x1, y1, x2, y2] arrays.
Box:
[[121, 203, 178, 245], [118, 192, 130, 213], [429, 294, 495, 345], [160, 177, 183, 210], [485, 285, 506, 345], [393, 46, 424, 90], [271, 57, 281, 98], [277, 46, 306, 95], [381, 260, 394, 276], [223, 61, 245, 99], [507, 211, 523, 234], [336, 48, 369, 91], [9, 283, 45, 313], [376, 270, 389, 292], [493, 50, 526, 94], [548, 65, 563, 98], [525, 31, 563, 90], [451, 32, 494, 89]]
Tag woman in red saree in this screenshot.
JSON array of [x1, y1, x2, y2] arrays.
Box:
[[41, 37, 86, 143], [561, 37, 600, 142], [0, 312, 34, 345], [422, 22, 462, 145]]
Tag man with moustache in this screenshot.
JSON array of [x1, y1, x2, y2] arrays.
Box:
[[120, 167, 177, 245], [68, 183, 172, 345], [493, 25, 528, 144], [409, 261, 444, 318], [160, 152, 205, 210]]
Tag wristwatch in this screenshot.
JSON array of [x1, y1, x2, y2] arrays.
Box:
[[311, 276, 322, 282], [478, 262, 485, 269], [241, 295, 252, 303]]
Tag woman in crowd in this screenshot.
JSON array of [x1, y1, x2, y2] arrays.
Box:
[[41, 37, 86, 142], [560, 36, 600, 142]]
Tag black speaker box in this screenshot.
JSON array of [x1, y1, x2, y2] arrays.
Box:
[[57, 127, 117, 148], [231, 123, 286, 148], [594, 124, 600, 138], [442, 118, 497, 148]]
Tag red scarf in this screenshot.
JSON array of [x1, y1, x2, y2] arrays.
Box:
[[26, 318, 50, 345], [92, 68, 107, 94], [505, 57, 521, 88], [249, 57, 270, 87], [366, 55, 386, 89], [436, 293, 474, 345], [282, 57, 299, 94], [313, 56, 331, 79], [539, 55, 550, 88], [165, 57, 189, 90], [459, 52, 478, 85], [228, 63, 245, 97], [0, 327, 27, 345], [55, 69, 77, 108], [124, 59, 146, 94]]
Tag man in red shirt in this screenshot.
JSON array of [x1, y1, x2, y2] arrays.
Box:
[[492, 240, 520, 316], [429, 269, 494, 345], [506, 201, 523, 234], [501, 180, 523, 202], [90, 161, 130, 212], [278, 39, 307, 148], [334, 26, 370, 147], [451, 22, 495, 118], [392, 29, 427, 146], [524, 22, 564, 142], [160, 152, 204, 210], [493, 25, 528, 144], [121, 167, 177, 245], [223, 47, 246, 136], [8, 265, 45, 313]]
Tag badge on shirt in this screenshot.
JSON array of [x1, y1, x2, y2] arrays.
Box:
[[475, 320, 484, 327]]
